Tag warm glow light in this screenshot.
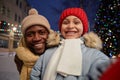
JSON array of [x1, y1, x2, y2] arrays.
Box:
[[12, 27, 17, 32], [11, 24, 14, 26], [19, 25, 21, 27], [8, 23, 10, 25]]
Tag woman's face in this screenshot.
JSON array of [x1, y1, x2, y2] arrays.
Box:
[[61, 16, 83, 39]]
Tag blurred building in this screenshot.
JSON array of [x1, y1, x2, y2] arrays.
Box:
[[0, 0, 31, 48]]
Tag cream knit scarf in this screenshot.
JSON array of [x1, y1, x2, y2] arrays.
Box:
[[43, 39, 83, 80]]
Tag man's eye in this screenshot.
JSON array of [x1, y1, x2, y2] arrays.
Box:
[[26, 33, 33, 37], [39, 31, 47, 35]]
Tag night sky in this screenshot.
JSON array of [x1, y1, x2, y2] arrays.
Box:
[[27, 0, 100, 31]]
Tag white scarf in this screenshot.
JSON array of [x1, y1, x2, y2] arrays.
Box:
[[43, 39, 83, 80]]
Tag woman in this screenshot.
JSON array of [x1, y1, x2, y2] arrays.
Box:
[[30, 7, 109, 80]]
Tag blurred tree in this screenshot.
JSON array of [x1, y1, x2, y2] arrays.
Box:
[[93, 0, 120, 57]]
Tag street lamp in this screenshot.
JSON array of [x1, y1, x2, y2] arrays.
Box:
[[12, 27, 17, 32]]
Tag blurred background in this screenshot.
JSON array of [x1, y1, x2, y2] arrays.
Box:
[[0, 0, 119, 57]]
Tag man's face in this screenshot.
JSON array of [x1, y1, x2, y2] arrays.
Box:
[[25, 25, 49, 55]]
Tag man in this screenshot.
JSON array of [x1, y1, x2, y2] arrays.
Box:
[[14, 8, 60, 80]]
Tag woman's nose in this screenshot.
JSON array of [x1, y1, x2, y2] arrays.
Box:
[[68, 22, 74, 28]]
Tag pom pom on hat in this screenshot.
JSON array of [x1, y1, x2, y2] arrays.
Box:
[[21, 8, 50, 35], [59, 8, 88, 35], [28, 8, 38, 15]]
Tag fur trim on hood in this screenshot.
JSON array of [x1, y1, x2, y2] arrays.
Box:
[[46, 31, 102, 50], [46, 30, 60, 47], [83, 32, 102, 50]]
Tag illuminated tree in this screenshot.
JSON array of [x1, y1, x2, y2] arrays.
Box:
[[93, 0, 120, 57]]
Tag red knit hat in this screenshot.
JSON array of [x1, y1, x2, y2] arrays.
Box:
[[59, 8, 88, 35]]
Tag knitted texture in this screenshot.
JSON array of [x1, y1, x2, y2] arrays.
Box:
[[21, 8, 50, 34], [59, 8, 88, 35]]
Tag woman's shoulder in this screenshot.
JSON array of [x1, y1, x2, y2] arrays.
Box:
[[44, 46, 58, 55], [82, 44, 102, 53], [36, 47, 59, 65], [81, 43, 108, 58]]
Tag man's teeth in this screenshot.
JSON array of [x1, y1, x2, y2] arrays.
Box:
[[34, 44, 42, 47]]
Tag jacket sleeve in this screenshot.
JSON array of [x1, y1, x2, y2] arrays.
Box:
[[86, 53, 114, 80], [30, 55, 43, 80], [14, 54, 23, 74], [81, 48, 111, 80], [100, 58, 120, 80]]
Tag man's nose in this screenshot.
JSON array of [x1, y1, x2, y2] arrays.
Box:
[[33, 33, 42, 41]]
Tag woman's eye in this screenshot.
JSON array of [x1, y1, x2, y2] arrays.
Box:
[[62, 21, 69, 25], [74, 21, 80, 25]]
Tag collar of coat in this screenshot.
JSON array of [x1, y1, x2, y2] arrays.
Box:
[[47, 30, 102, 50]]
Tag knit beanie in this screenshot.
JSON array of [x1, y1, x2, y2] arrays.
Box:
[[21, 8, 50, 35], [59, 8, 88, 35]]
